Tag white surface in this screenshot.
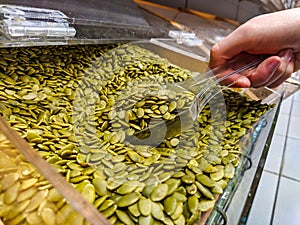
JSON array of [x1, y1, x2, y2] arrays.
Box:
[[287, 115, 300, 139], [247, 171, 278, 225], [264, 134, 285, 174], [247, 91, 300, 225], [282, 137, 300, 180], [274, 113, 289, 136], [273, 177, 300, 225]]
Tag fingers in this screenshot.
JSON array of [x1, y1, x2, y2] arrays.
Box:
[[268, 53, 294, 88], [218, 70, 251, 88], [247, 49, 294, 88], [209, 36, 244, 68], [215, 53, 267, 88], [209, 18, 266, 68], [215, 49, 294, 88], [246, 56, 281, 87]]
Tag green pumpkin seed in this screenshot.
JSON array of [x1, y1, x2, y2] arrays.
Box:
[[138, 198, 152, 216], [168, 101, 177, 112], [80, 182, 96, 203], [127, 150, 143, 163], [7, 199, 30, 220], [128, 203, 141, 218], [170, 138, 180, 147], [210, 166, 224, 181], [1, 172, 19, 190], [47, 188, 63, 202], [116, 180, 140, 195], [17, 186, 38, 202], [26, 211, 43, 224], [94, 195, 108, 209], [99, 199, 115, 211], [116, 210, 135, 225], [41, 207, 56, 225], [195, 181, 214, 200], [150, 183, 168, 202], [4, 181, 20, 204], [174, 214, 185, 225], [224, 163, 235, 178], [25, 190, 48, 212], [117, 192, 141, 207], [151, 201, 164, 221], [158, 172, 171, 183], [0, 44, 274, 225], [172, 192, 187, 203], [199, 199, 215, 212], [187, 195, 199, 214], [138, 215, 154, 225], [196, 174, 215, 187], [144, 154, 161, 166], [186, 183, 198, 195], [136, 108, 145, 118], [164, 195, 177, 216], [7, 213, 26, 225], [181, 174, 195, 184], [170, 202, 183, 220], [92, 178, 108, 196]]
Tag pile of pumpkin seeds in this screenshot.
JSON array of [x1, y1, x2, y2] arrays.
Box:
[[0, 131, 90, 225], [0, 44, 273, 225]]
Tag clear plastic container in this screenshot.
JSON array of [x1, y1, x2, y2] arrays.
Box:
[[0, 40, 283, 225], [0, 127, 98, 225]]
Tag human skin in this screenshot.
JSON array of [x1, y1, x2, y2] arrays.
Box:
[[209, 8, 300, 88]]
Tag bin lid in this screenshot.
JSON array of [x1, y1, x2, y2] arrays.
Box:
[[0, 0, 172, 47]]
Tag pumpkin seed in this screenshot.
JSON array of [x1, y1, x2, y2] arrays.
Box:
[[26, 190, 48, 212], [150, 183, 168, 202], [196, 174, 215, 187], [164, 195, 177, 216], [188, 195, 199, 214], [128, 203, 141, 218], [138, 198, 152, 216], [80, 182, 96, 203], [41, 207, 56, 225], [138, 215, 154, 225], [151, 201, 164, 221], [102, 205, 117, 218], [199, 199, 215, 212], [0, 43, 274, 225], [116, 210, 135, 225], [1, 172, 19, 190], [116, 180, 140, 195], [99, 199, 115, 211], [170, 202, 183, 220], [195, 181, 214, 200], [4, 181, 20, 204], [117, 192, 141, 207], [92, 178, 108, 196]]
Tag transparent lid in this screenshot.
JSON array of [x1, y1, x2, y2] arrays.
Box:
[[0, 0, 173, 47]]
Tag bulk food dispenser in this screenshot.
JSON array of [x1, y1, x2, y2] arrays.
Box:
[[0, 1, 285, 225]]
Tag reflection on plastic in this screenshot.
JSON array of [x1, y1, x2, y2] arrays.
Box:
[[0, 4, 76, 38]]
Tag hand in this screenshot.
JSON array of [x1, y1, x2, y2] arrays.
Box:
[[209, 8, 300, 88]]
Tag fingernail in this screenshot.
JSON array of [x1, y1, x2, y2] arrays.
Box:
[[278, 49, 293, 61], [236, 77, 251, 87], [268, 60, 280, 72]]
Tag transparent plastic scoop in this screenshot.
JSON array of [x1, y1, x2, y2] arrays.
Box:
[[127, 54, 265, 146]]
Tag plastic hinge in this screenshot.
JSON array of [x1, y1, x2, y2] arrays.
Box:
[[0, 4, 76, 38], [168, 30, 204, 46]]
